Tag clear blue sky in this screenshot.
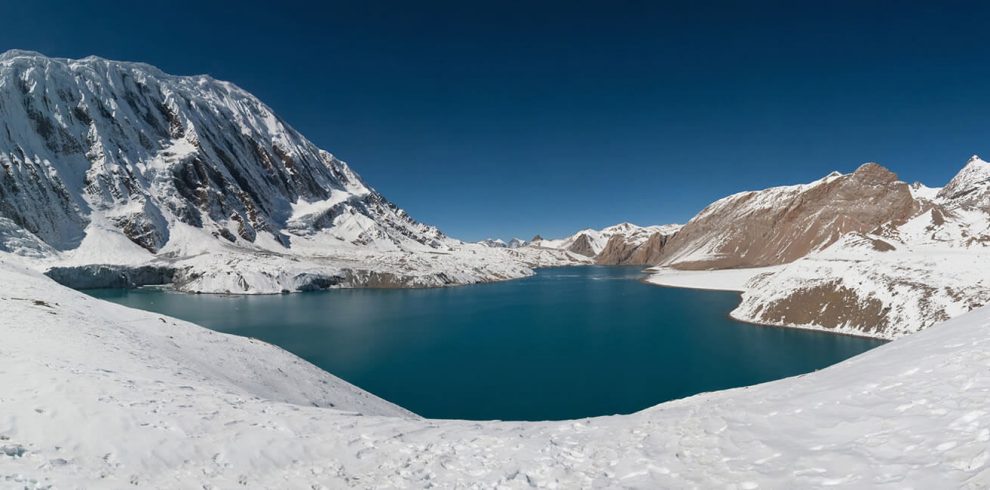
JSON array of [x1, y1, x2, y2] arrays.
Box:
[[1, 1, 988, 241]]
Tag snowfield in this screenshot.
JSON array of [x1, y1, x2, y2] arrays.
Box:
[[644, 266, 783, 292], [2, 260, 989, 488]]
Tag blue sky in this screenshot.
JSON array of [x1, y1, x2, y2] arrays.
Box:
[[2, 1, 989, 241]]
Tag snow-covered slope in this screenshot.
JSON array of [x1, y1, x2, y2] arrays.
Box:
[[3, 259, 989, 488], [0, 50, 581, 293], [938, 155, 990, 211]]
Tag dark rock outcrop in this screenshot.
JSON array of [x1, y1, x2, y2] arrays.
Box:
[[45, 265, 176, 289], [566, 233, 596, 257]]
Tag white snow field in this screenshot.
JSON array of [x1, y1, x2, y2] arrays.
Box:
[[2, 260, 989, 488]]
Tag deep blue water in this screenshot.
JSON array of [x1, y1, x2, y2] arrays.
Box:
[[86, 266, 884, 421]]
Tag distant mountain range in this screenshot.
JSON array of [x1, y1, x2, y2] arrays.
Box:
[[481, 223, 682, 265], [477, 237, 527, 249]]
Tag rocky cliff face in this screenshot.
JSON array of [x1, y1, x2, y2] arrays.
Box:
[[595, 229, 677, 265], [566, 233, 596, 257], [657, 163, 919, 270], [0, 50, 444, 258]]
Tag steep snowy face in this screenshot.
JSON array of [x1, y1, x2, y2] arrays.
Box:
[[506, 238, 527, 248], [477, 238, 507, 248], [0, 51, 444, 256], [658, 163, 918, 269], [937, 155, 990, 211]]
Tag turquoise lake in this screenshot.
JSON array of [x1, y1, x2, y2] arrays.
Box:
[[86, 266, 885, 421]]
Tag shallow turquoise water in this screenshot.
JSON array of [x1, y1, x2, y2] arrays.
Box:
[[86, 266, 884, 421]]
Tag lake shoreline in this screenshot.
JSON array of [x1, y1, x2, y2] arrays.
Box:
[[640, 267, 892, 342]]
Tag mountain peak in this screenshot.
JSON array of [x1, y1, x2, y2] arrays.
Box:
[[936, 155, 990, 207], [0, 49, 47, 62], [0, 52, 449, 258], [963, 155, 990, 170], [849, 162, 900, 185]]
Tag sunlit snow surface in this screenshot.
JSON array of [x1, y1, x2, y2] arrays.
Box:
[[1, 261, 988, 488]]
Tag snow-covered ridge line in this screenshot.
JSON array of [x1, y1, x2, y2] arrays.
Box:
[[3, 257, 989, 487], [520, 222, 682, 265]]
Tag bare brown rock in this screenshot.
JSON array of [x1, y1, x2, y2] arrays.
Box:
[[657, 163, 919, 270], [751, 281, 891, 335], [627, 232, 674, 264], [566, 233, 596, 257], [595, 231, 675, 265], [594, 234, 639, 264]]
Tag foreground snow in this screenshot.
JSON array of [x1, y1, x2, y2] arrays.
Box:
[[2, 262, 989, 488]]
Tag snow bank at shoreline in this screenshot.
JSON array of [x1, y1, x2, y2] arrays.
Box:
[[643, 266, 782, 292], [3, 259, 989, 487]]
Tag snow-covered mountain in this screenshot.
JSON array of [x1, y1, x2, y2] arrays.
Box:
[[477, 238, 508, 248], [0, 50, 444, 254], [0, 51, 577, 292], [594, 223, 682, 265], [937, 154, 990, 211], [477, 238, 529, 249], [650, 157, 990, 339]]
